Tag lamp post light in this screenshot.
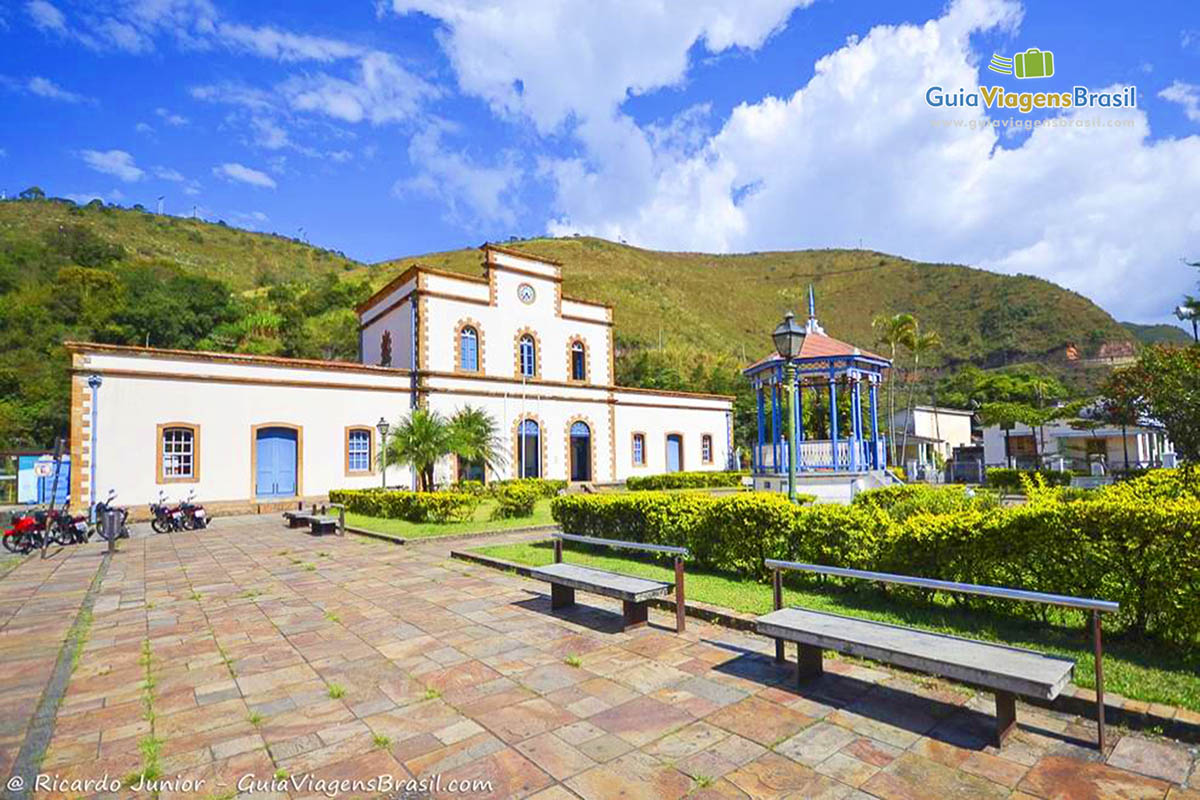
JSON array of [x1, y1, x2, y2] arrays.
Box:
[[376, 417, 390, 489], [1175, 304, 1199, 343], [772, 312, 807, 503]]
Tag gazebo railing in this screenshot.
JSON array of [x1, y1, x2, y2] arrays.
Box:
[[753, 438, 884, 473]]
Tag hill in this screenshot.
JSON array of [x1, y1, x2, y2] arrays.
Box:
[[0, 197, 1137, 450], [368, 237, 1132, 369], [1122, 321, 1193, 346]]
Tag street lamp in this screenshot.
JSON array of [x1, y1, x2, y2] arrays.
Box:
[[376, 417, 390, 489], [772, 311, 807, 502], [1175, 304, 1199, 343]]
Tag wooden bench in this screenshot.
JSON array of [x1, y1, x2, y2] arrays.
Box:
[[528, 533, 688, 633], [758, 559, 1119, 749]]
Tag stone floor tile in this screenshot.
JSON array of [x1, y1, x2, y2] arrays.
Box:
[[862, 751, 1009, 800], [514, 731, 596, 780], [814, 751, 880, 787], [1107, 736, 1195, 784], [566, 750, 693, 800], [588, 696, 693, 747], [775, 721, 858, 767], [704, 695, 813, 747], [1019, 754, 1171, 800]]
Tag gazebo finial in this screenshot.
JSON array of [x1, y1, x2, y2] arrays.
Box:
[[808, 284, 816, 320]]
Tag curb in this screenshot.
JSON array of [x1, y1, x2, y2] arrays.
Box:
[[450, 549, 1200, 744], [348, 523, 560, 547]]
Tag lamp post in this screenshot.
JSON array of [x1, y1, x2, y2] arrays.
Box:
[[376, 417, 390, 489], [1175, 304, 1199, 343], [772, 312, 807, 503]]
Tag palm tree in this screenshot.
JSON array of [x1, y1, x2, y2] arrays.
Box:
[[448, 406, 508, 483], [899, 326, 942, 470], [382, 408, 453, 491], [872, 313, 916, 466]]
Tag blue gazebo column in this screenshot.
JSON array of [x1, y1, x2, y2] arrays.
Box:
[[772, 382, 782, 473], [850, 378, 862, 471], [828, 374, 839, 469], [869, 380, 880, 469], [795, 379, 805, 472], [755, 384, 765, 473]]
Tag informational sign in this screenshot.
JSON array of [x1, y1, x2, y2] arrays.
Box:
[[33, 457, 55, 478]]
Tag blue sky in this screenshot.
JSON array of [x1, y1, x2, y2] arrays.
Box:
[[1, 0, 1198, 324]]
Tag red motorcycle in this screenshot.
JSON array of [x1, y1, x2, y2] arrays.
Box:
[[3, 510, 49, 554], [178, 490, 209, 530], [150, 491, 185, 534]]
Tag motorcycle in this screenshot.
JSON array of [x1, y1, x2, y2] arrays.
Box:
[[178, 490, 208, 530], [94, 490, 131, 541], [150, 491, 185, 534], [49, 508, 92, 545], [3, 510, 48, 554]]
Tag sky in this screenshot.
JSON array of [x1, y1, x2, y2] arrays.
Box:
[[1, 0, 1199, 326]]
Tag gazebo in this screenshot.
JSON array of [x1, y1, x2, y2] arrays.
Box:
[[743, 289, 892, 488]]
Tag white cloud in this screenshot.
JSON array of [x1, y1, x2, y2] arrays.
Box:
[[26, 75, 89, 103], [409, 0, 1200, 322], [398, 127, 522, 226], [155, 107, 189, 126], [135, 121, 155, 134], [1160, 80, 1200, 122], [279, 51, 436, 124], [213, 162, 277, 189], [392, 0, 805, 131], [80, 149, 144, 182], [26, 0, 65, 33], [0, 148, 7, 158], [216, 22, 364, 62], [153, 166, 185, 181]]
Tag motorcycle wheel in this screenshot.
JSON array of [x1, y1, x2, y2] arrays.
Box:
[[2, 534, 23, 554], [48, 524, 73, 547], [151, 517, 170, 534]]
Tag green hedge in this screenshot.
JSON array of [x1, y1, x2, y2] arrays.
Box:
[[986, 468, 1074, 492], [330, 488, 479, 523], [487, 478, 566, 498], [491, 484, 541, 519], [550, 469, 1200, 645], [626, 471, 748, 491]]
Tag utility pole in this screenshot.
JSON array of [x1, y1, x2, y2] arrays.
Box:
[[156, 195, 165, 215]]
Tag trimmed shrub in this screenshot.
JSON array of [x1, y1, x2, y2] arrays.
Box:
[[986, 468, 1073, 492], [488, 478, 566, 499], [626, 471, 748, 491], [330, 488, 479, 523], [451, 480, 488, 497], [550, 480, 1200, 644], [491, 484, 541, 519]]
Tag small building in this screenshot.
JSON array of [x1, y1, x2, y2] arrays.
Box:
[[743, 291, 895, 501], [65, 245, 733, 514], [982, 419, 1172, 472], [889, 405, 975, 476]]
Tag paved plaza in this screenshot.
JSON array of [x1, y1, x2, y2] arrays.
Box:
[[0, 516, 1197, 799]]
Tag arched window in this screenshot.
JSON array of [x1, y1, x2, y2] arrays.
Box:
[[159, 424, 199, 482], [569, 421, 592, 482], [702, 434, 714, 464], [345, 427, 373, 474], [519, 334, 536, 377], [570, 340, 587, 381], [459, 326, 479, 371], [517, 419, 540, 478]]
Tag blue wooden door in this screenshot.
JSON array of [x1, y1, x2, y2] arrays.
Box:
[[666, 435, 683, 473], [256, 428, 297, 497]]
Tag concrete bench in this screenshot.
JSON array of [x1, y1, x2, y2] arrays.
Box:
[[309, 516, 340, 535], [528, 533, 688, 632], [758, 560, 1118, 749], [282, 511, 314, 528]]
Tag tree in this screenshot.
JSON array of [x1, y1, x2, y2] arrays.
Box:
[[1098, 369, 1143, 471], [872, 313, 916, 466], [1108, 344, 1200, 462], [899, 323, 941, 467], [382, 408, 453, 491], [18, 186, 45, 201], [448, 405, 507, 482]]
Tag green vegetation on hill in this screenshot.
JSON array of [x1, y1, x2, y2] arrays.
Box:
[[1121, 321, 1193, 346], [0, 196, 1137, 452]]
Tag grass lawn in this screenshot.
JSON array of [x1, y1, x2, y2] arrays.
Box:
[[472, 539, 1200, 713], [345, 498, 555, 540]]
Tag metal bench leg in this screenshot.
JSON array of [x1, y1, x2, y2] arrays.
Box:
[[551, 584, 575, 610], [623, 600, 649, 631], [797, 643, 823, 684], [994, 691, 1017, 747]]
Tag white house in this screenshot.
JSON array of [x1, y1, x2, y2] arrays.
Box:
[[981, 419, 1172, 472], [66, 245, 734, 515], [889, 405, 975, 470]]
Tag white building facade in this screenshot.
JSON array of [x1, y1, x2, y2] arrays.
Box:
[[66, 245, 734, 514], [981, 420, 1172, 472]]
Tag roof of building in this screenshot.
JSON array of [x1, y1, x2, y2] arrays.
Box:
[[744, 329, 888, 372]]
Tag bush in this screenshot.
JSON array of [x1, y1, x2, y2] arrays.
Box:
[[626, 471, 748, 491], [330, 488, 479, 523], [491, 484, 541, 519], [488, 478, 565, 499], [452, 480, 488, 497], [550, 480, 1200, 645], [986, 468, 1073, 492]]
